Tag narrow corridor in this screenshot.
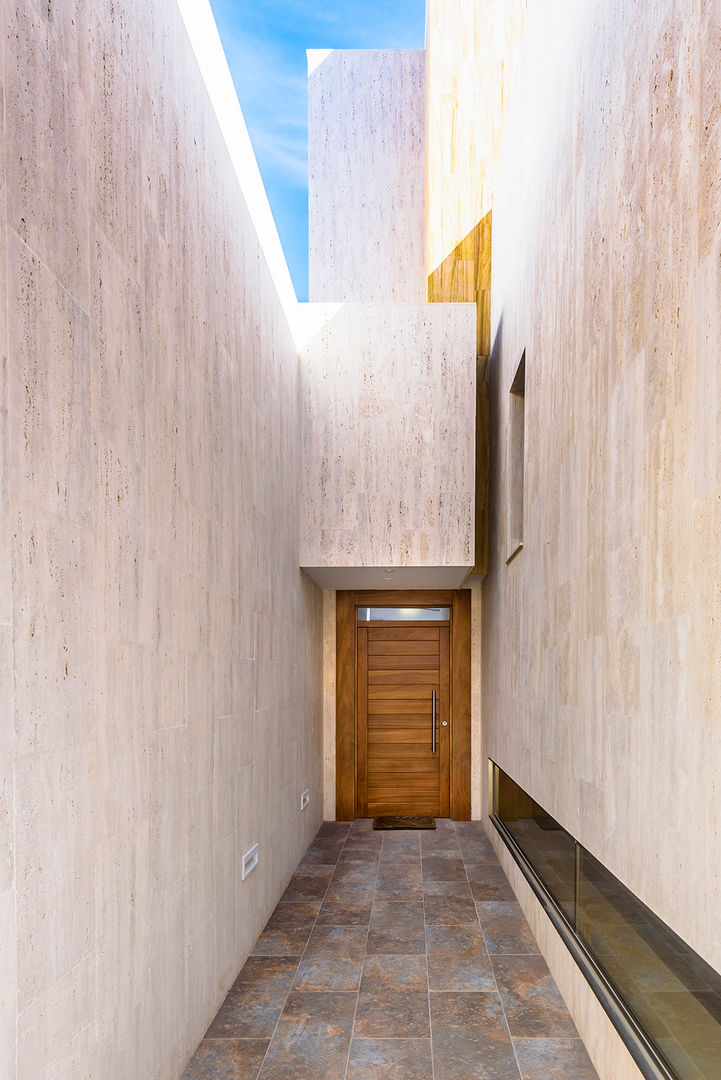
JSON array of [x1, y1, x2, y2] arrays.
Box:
[[182, 819, 599, 1079]]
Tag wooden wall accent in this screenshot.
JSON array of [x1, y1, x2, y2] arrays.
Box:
[[427, 215, 491, 576], [335, 589, 472, 821], [451, 589, 472, 819], [335, 591, 357, 820]]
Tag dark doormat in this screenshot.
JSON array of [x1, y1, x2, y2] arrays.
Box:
[[373, 815, 436, 830]]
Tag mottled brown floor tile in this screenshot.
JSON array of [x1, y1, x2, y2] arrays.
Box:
[[375, 864, 423, 900], [316, 882, 375, 925], [251, 904, 319, 955], [316, 822, 351, 839], [513, 1037, 599, 1078], [257, 991, 356, 1080], [367, 900, 427, 954], [467, 864, 515, 901], [346, 1038, 433, 1080], [426, 925, 496, 991], [458, 837, 497, 859], [281, 866, 334, 903], [332, 860, 379, 884], [349, 818, 375, 833], [424, 893, 478, 925], [477, 902, 540, 954], [205, 958, 299, 1039], [181, 1039, 269, 1080], [422, 855, 467, 881], [492, 955, 578, 1038], [205, 990, 285, 1040], [423, 880, 473, 899], [301, 839, 346, 864], [293, 925, 367, 991], [361, 953, 428, 990], [231, 956, 300, 995], [430, 991, 520, 1079], [354, 988, 430, 1036]]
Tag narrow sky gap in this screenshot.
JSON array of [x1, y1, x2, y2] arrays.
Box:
[[208, 0, 425, 300]]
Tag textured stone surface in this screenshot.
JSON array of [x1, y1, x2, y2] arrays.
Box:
[[477, 0, 721, 1074], [2, 0, 323, 1076], [308, 49, 426, 303], [300, 302, 476, 582]]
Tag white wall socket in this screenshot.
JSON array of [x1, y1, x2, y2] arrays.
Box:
[[300, 789, 310, 811], [241, 843, 259, 880]]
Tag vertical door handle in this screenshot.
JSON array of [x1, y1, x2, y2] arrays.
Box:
[[432, 690, 437, 754]]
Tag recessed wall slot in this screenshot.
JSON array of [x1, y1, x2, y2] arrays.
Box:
[[241, 843, 259, 880], [300, 789, 310, 811]]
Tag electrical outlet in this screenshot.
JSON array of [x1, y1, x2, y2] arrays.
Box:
[[300, 789, 310, 811], [242, 843, 259, 880]]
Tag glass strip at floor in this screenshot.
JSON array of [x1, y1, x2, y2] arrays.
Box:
[[490, 761, 721, 1080]]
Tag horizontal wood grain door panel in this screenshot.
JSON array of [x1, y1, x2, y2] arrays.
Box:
[[358, 625, 450, 817]]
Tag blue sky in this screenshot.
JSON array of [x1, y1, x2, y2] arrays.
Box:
[[208, 0, 425, 300]]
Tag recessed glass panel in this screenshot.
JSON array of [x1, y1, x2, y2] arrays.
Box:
[[491, 761, 721, 1080], [357, 607, 451, 622]]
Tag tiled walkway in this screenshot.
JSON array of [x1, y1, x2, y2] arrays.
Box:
[[182, 819, 599, 1080]]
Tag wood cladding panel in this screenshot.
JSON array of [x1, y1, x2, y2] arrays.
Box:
[[336, 591, 356, 820]]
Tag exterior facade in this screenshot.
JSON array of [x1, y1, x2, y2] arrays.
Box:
[[1, 0, 719, 1077]]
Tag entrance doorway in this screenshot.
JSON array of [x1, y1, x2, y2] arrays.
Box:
[[336, 590, 471, 820], [359, 623, 450, 816]]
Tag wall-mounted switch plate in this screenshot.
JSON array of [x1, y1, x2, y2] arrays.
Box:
[[300, 789, 310, 811], [242, 843, 259, 880]]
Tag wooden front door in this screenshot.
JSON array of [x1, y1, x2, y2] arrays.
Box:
[[357, 625, 450, 817]]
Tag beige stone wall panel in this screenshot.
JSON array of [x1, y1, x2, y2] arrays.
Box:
[[308, 49, 426, 302], [3, 0, 323, 1076], [300, 302, 476, 576], [483, 0, 721, 983]]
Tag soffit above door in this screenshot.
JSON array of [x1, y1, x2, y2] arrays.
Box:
[[302, 565, 473, 590]]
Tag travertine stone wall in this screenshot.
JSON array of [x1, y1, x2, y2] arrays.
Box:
[[484, 0, 721, 979], [300, 303, 477, 581], [425, 0, 526, 279], [0, 1, 322, 1077], [308, 49, 426, 303]]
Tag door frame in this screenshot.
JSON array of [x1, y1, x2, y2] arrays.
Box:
[[336, 589, 471, 821]]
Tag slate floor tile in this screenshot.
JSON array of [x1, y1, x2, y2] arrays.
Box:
[[180, 1038, 269, 1080], [257, 991, 356, 1080], [513, 1037, 600, 1078], [332, 860, 379, 884], [185, 823, 599, 1080], [301, 839, 346, 864], [345, 1038, 433, 1080], [354, 988, 430, 1036], [424, 893, 478, 925], [204, 989, 285, 1040], [367, 900, 427, 954], [375, 864, 423, 900], [251, 903, 319, 955], [426, 924, 496, 991], [281, 866, 334, 903], [430, 991, 520, 1079], [360, 953, 428, 991], [467, 863, 516, 901], [477, 901, 540, 953], [293, 925, 367, 991], [205, 958, 299, 1039], [316, 822, 351, 839], [492, 955, 578, 1038], [316, 882, 375, 926], [422, 855, 467, 881]]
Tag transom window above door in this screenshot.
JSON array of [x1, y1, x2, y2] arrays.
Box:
[[357, 607, 451, 622]]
